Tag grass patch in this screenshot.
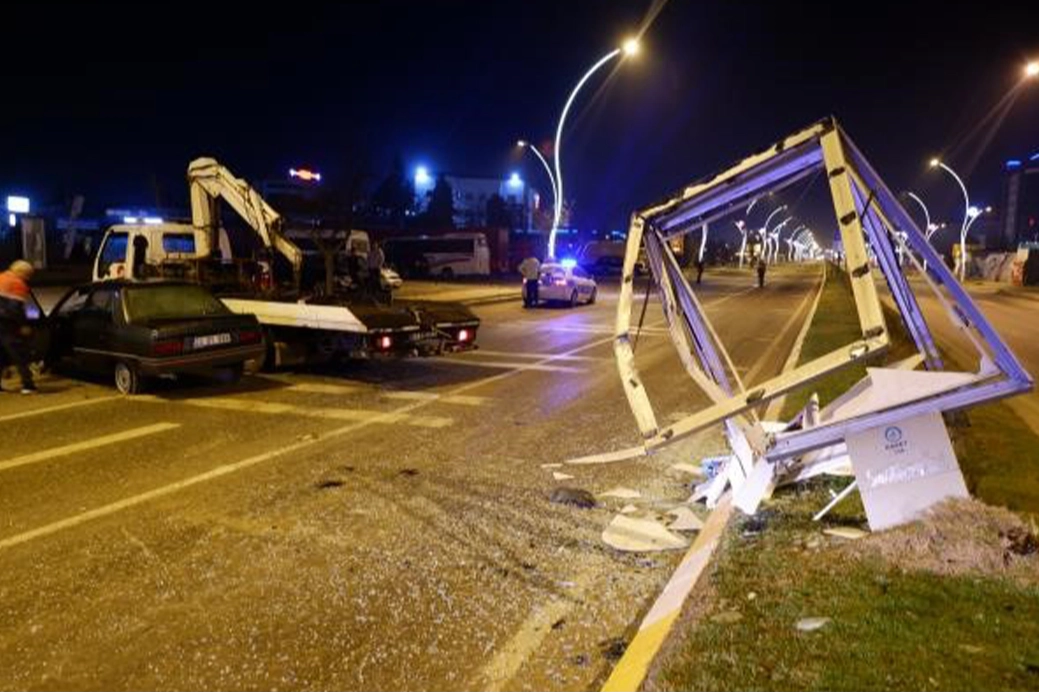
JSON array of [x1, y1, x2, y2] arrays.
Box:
[[653, 264, 1039, 690], [653, 486, 1039, 691]]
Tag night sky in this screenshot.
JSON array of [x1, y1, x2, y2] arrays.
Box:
[[2, 1, 1036, 243]]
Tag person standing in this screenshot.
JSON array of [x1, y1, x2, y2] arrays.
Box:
[[756, 257, 767, 288], [0, 260, 37, 394], [518, 256, 541, 308], [695, 257, 705, 285]]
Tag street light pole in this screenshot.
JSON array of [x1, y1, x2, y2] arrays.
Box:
[[517, 140, 558, 225], [548, 38, 639, 260], [930, 158, 972, 281]]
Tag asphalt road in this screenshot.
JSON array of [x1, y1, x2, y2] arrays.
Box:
[[0, 265, 820, 690], [897, 281, 1039, 434]]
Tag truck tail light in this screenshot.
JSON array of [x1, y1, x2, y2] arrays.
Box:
[[458, 328, 471, 342], [152, 339, 183, 356], [378, 335, 392, 350]]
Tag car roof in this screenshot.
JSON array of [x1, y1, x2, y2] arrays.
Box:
[[74, 279, 205, 291]]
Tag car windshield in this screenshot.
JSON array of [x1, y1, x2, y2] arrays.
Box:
[[123, 285, 228, 322]]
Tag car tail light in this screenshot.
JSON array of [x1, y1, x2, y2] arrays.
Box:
[[553, 277, 567, 286], [458, 328, 470, 342], [152, 339, 183, 356], [377, 335, 392, 350], [238, 329, 262, 344]]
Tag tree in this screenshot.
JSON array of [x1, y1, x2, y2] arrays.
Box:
[[371, 154, 414, 225], [486, 193, 509, 228], [426, 174, 455, 229]]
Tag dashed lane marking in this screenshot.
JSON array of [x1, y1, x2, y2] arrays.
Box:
[[0, 396, 121, 424], [381, 391, 491, 407], [285, 382, 358, 395], [438, 359, 586, 374], [0, 422, 180, 474], [135, 395, 453, 429], [470, 349, 608, 362]]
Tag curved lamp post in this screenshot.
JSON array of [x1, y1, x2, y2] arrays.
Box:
[[517, 140, 558, 223], [929, 158, 975, 281], [548, 38, 640, 259]]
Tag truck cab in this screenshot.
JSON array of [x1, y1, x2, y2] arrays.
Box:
[[93, 224, 218, 282]]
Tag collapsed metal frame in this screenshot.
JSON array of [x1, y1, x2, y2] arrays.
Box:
[[614, 117, 1032, 469]]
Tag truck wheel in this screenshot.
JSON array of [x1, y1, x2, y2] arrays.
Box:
[[114, 361, 145, 395], [441, 267, 455, 280], [256, 329, 277, 372]]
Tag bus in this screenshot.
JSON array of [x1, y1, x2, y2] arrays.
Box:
[[384, 233, 490, 278]]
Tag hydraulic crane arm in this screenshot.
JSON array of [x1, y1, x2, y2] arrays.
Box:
[[187, 157, 303, 275]]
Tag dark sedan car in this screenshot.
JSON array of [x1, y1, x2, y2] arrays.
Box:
[[45, 280, 264, 394]]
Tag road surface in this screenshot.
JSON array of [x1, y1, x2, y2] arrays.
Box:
[[0, 265, 820, 690]]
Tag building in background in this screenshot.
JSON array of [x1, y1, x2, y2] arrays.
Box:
[[1001, 153, 1039, 248]]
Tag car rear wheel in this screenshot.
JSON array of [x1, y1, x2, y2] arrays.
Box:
[[441, 267, 455, 280], [569, 290, 579, 308], [114, 361, 145, 395], [588, 288, 597, 305]]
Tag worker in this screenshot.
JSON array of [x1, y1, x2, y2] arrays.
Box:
[[695, 257, 706, 285], [0, 260, 37, 394], [756, 257, 767, 288], [518, 256, 541, 308]]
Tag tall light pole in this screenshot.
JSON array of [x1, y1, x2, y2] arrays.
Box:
[[905, 190, 946, 272], [548, 37, 640, 259], [517, 140, 558, 230], [929, 158, 974, 281], [761, 206, 787, 263]]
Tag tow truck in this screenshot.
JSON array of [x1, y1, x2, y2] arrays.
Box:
[[92, 158, 479, 367]]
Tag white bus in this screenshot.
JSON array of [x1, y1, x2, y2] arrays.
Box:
[[384, 232, 490, 278]]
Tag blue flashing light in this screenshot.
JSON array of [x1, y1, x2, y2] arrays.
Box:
[[560, 258, 578, 269], [123, 216, 139, 224], [414, 166, 432, 186], [1007, 159, 1022, 168], [143, 216, 164, 225], [508, 172, 522, 187], [1031, 152, 1039, 162]]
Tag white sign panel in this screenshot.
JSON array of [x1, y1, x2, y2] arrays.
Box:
[[845, 411, 968, 531]]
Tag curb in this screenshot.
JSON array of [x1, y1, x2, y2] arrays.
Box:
[[600, 264, 827, 692]]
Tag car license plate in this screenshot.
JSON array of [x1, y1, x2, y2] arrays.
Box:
[[411, 331, 438, 342], [192, 333, 232, 349]]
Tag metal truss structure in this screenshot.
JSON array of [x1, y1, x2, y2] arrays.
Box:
[[614, 117, 1032, 506]]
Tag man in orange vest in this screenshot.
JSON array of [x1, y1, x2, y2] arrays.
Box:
[[0, 260, 37, 393]]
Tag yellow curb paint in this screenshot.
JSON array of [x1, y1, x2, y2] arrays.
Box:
[[602, 495, 733, 692]]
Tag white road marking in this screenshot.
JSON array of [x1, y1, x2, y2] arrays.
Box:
[[136, 395, 453, 429], [0, 396, 121, 424], [439, 359, 586, 373], [471, 349, 608, 362], [286, 382, 358, 395], [381, 391, 491, 407], [0, 422, 180, 474]]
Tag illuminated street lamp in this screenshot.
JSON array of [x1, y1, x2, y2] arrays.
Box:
[[517, 140, 558, 219], [929, 158, 977, 281], [1025, 61, 1039, 79], [548, 36, 640, 259], [904, 190, 948, 272]]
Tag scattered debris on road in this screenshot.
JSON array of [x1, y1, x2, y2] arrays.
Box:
[[549, 487, 596, 508], [602, 515, 688, 552]]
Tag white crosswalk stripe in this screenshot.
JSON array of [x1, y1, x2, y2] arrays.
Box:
[[136, 395, 453, 428], [0, 422, 180, 473]]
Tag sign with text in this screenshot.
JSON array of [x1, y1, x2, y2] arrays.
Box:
[[846, 411, 968, 531]]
